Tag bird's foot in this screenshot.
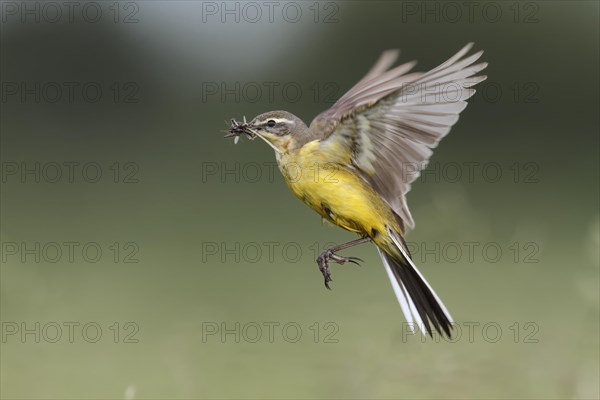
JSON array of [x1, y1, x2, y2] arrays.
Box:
[[316, 249, 363, 290]]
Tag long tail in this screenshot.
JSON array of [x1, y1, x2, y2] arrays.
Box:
[[378, 228, 454, 338]]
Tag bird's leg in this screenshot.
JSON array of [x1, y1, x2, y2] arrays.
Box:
[[316, 236, 371, 290]]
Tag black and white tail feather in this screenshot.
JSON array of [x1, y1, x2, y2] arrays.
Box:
[[378, 227, 454, 338]]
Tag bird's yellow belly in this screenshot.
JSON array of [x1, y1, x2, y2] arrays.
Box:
[[278, 156, 397, 239]]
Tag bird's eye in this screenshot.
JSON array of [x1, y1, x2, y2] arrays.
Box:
[[267, 120, 276, 128]]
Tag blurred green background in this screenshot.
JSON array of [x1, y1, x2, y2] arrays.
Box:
[[1, 1, 598, 399]]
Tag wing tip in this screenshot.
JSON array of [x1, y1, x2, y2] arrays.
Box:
[[459, 42, 475, 55], [382, 49, 401, 58]]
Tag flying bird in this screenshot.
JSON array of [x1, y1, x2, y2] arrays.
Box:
[[225, 43, 487, 338]]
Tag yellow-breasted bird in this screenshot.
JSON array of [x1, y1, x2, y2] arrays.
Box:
[[225, 43, 487, 338]]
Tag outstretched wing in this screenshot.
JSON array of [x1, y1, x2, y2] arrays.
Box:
[[309, 43, 487, 230]]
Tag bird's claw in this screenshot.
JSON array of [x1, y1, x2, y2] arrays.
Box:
[[330, 253, 363, 265], [316, 249, 362, 289], [316, 253, 333, 290]]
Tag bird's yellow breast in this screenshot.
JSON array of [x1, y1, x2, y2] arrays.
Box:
[[277, 140, 399, 240]]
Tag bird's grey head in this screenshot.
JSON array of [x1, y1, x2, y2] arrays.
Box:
[[247, 111, 308, 153]]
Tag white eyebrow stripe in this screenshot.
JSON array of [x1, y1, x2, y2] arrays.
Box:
[[256, 118, 295, 125]]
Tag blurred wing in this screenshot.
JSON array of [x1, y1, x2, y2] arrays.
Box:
[[311, 43, 487, 230], [314, 49, 420, 122]]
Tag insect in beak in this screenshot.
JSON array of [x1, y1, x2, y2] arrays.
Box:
[[224, 116, 257, 144]]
